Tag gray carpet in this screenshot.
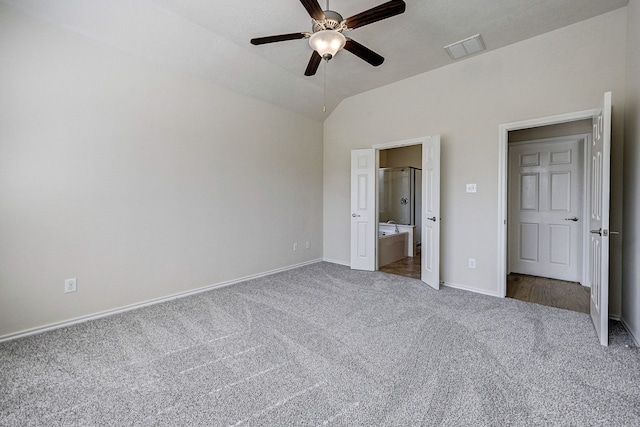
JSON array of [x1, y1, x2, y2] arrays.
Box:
[[1, 262, 639, 426]]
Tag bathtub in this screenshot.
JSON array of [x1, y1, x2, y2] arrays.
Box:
[[378, 232, 408, 267], [379, 223, 416, 257]]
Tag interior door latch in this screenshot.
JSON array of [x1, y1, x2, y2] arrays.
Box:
[[590, 228, 620, 237]]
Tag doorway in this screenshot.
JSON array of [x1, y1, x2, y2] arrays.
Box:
[[499, 92, 613, 346], [350, 135, 441, 290], [506, 122, 591, 312], [378, 145, 422, 279], [508, 133, 589, 282]]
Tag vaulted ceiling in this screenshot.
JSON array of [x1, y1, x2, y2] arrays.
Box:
[[2, 0, 629, 121]]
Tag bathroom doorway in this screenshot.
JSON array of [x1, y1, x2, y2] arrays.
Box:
[[378, 145, 423, 279], [351, 135, 440, 289]]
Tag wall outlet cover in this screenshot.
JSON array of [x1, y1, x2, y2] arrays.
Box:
[[64, 278, 77, 293], [466, 183, 477, 193]]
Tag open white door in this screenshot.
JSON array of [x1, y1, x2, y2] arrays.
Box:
[[589, 91, 612, 346], [350, 149, 376, 271], [422, 137, 441, 289]]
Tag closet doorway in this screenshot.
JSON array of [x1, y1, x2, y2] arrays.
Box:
[[506, 120, 592, 313]]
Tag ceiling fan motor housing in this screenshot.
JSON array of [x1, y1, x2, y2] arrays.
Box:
[[312, 10, 345, 33]]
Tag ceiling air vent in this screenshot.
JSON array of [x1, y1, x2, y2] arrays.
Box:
[[444, 34, 485, 60]]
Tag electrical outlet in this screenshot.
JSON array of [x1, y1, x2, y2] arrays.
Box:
[[466, 183, 477, 193], [293, 243, 298, 252], [64, 278, 77, 293], [305, 241, 310, 249], [468, 259, 476, 269]]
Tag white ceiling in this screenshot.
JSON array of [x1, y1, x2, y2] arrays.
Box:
[[2, 0, 629, 121]]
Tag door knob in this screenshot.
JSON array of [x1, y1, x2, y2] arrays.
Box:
[[565, 217, 579, 221], [352, 213, 361, 218], [427, 216, 437, 222], [590, 228, 602, 235]]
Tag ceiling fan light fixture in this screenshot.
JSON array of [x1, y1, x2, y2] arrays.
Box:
[[309, 30, 346, 60]]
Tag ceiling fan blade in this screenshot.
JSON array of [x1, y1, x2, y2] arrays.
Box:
[[251, 33, 307, 45], [345, 0, 406, 30], [304, 51, 322, 76], [344, 39, 384, 66], [300, 0, 325, 20]]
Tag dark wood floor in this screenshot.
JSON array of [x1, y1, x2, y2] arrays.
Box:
[[380, 259, 590, 314], [379, 255, 421, 279], [507, 273, 591, 314]]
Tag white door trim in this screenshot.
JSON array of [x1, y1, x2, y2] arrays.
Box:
[[373, 137, 429, 150], [498, 109, 598, 297]]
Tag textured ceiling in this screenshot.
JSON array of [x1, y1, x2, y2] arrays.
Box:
[[2, 0, 629, 121]]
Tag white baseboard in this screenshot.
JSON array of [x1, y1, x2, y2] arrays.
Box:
[[0, 259, 323, 343], [620, 317, 640, 347], [323, 258, 350, 267], [442, 281, 501, 298]]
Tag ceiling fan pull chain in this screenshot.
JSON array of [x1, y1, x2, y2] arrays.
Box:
[[323, 60, 327, 113]]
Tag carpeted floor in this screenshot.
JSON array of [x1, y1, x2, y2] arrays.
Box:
[[1, 262, 639, 426]]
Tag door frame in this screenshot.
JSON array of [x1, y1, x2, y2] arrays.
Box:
[[372, 136, 439, 287], [497, 110, 598, 297]]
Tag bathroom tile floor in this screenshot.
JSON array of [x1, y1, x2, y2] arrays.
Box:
[[379, 254, 421, 280]]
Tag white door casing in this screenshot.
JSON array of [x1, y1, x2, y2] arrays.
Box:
[[508, 138, 584, 282], [350, 149, 376, 271], [422, 137, 441, 289], [589, 91, 612, 347]]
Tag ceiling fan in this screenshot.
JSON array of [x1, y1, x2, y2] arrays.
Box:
[[250, 0, 406, 76]]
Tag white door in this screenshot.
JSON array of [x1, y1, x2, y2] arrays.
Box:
[[508, 138, 584, 282], [350, 149, 376, 271], [589, 92, 612, 346], [422, 137, 440, 289]]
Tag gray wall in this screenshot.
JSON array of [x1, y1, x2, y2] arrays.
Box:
[[623, 0, 640, 344], [0, 6, 324, 338]]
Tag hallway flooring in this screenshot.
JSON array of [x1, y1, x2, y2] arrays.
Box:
[[507, 273, 590, 314]]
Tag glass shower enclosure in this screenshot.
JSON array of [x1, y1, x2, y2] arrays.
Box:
[[378, 167, 422, 245]]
